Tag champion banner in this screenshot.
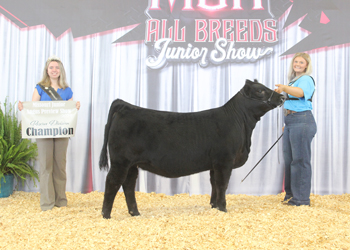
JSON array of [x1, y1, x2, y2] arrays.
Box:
[[21, 101, 78, 139]]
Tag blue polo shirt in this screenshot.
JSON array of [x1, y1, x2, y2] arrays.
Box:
[[36, 84, 73, 101], [284, 75, 315, 112]]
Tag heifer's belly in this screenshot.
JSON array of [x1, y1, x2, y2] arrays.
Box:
[[136, 150, 213, 178]]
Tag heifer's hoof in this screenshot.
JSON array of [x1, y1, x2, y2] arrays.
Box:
[[218, 207, 227, 213], [210, 203, 218, 209], [129, 210, 141, 216], [102, 211, 111, 219]]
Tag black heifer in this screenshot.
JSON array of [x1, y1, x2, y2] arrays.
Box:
[[99, 79, 285, 219]]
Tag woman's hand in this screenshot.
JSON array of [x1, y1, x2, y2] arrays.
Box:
[[18, 101, 23, 111], [76, 101, 81, 110], [275, 84, 285, 94], [275, 84, 304, 98]]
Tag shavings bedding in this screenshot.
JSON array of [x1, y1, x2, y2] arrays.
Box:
[[0, 191, 349, 249]]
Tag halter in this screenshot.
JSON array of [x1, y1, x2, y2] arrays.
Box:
[[239, 89, 279, 107]]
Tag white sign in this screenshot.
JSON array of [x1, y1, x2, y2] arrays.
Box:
[[21, 101, 78, 138]]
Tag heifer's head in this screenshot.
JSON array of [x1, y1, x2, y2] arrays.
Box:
[[240, 79, 285, 117]]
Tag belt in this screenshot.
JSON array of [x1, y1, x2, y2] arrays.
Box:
[[284, 109, 297, 116]]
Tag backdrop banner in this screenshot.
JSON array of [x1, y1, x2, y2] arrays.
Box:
[[1, 1, 349, 195], [21, 101, 77, 139]]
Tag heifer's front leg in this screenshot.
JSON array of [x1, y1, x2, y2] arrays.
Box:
[[122, 166, 140, 216], [209, 170, 218, 209], [102, 167, 128, 219], [213, 166, 232, 212]]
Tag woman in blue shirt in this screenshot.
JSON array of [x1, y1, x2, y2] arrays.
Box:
[[19, 56, 80, 211], [275, 52, 317, 206]]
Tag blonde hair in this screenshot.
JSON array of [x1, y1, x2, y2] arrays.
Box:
[[38, 56, 69, 89], [287, 52, 313, 82]]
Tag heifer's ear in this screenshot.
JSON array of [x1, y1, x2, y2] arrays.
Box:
[[254, 79, 259, 83], [244, 80, 254, 97], [243, 84, 251, 97], [245, 79, 253, 84]]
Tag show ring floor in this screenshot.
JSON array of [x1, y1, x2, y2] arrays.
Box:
[[0, 191, 349, 249]]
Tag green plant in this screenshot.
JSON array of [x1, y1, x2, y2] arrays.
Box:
[[0, 98, 39, 190]]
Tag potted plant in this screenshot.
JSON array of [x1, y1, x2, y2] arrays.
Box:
[[0, 98, 39, 198]]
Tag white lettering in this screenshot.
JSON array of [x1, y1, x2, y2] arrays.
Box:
[[33, 102, 51, 108], [146, 38, 273, 69], [41, 109, 59, 114], [26, 109, 40, 115], [52, 102, 66, 108]]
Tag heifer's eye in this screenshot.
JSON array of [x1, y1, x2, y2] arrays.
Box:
[[257, 89, 264, 94]]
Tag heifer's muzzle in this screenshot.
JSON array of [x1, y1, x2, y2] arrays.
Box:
[[264, 91, 286, 108]]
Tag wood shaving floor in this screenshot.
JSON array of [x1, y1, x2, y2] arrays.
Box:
[[1, 191, 349, 249]]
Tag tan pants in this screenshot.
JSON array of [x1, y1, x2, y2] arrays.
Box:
[[36, 138, 69, 211]]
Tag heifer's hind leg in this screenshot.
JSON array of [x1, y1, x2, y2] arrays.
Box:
[[102, 166, 128, 219], [122, 166, 140, 216]]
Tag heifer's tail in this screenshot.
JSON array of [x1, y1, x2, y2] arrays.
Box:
[[99, 124, 110, 171], [99, 99, 120, 171]]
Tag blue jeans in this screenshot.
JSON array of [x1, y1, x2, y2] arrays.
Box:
[[283, 110, 317, 206]]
